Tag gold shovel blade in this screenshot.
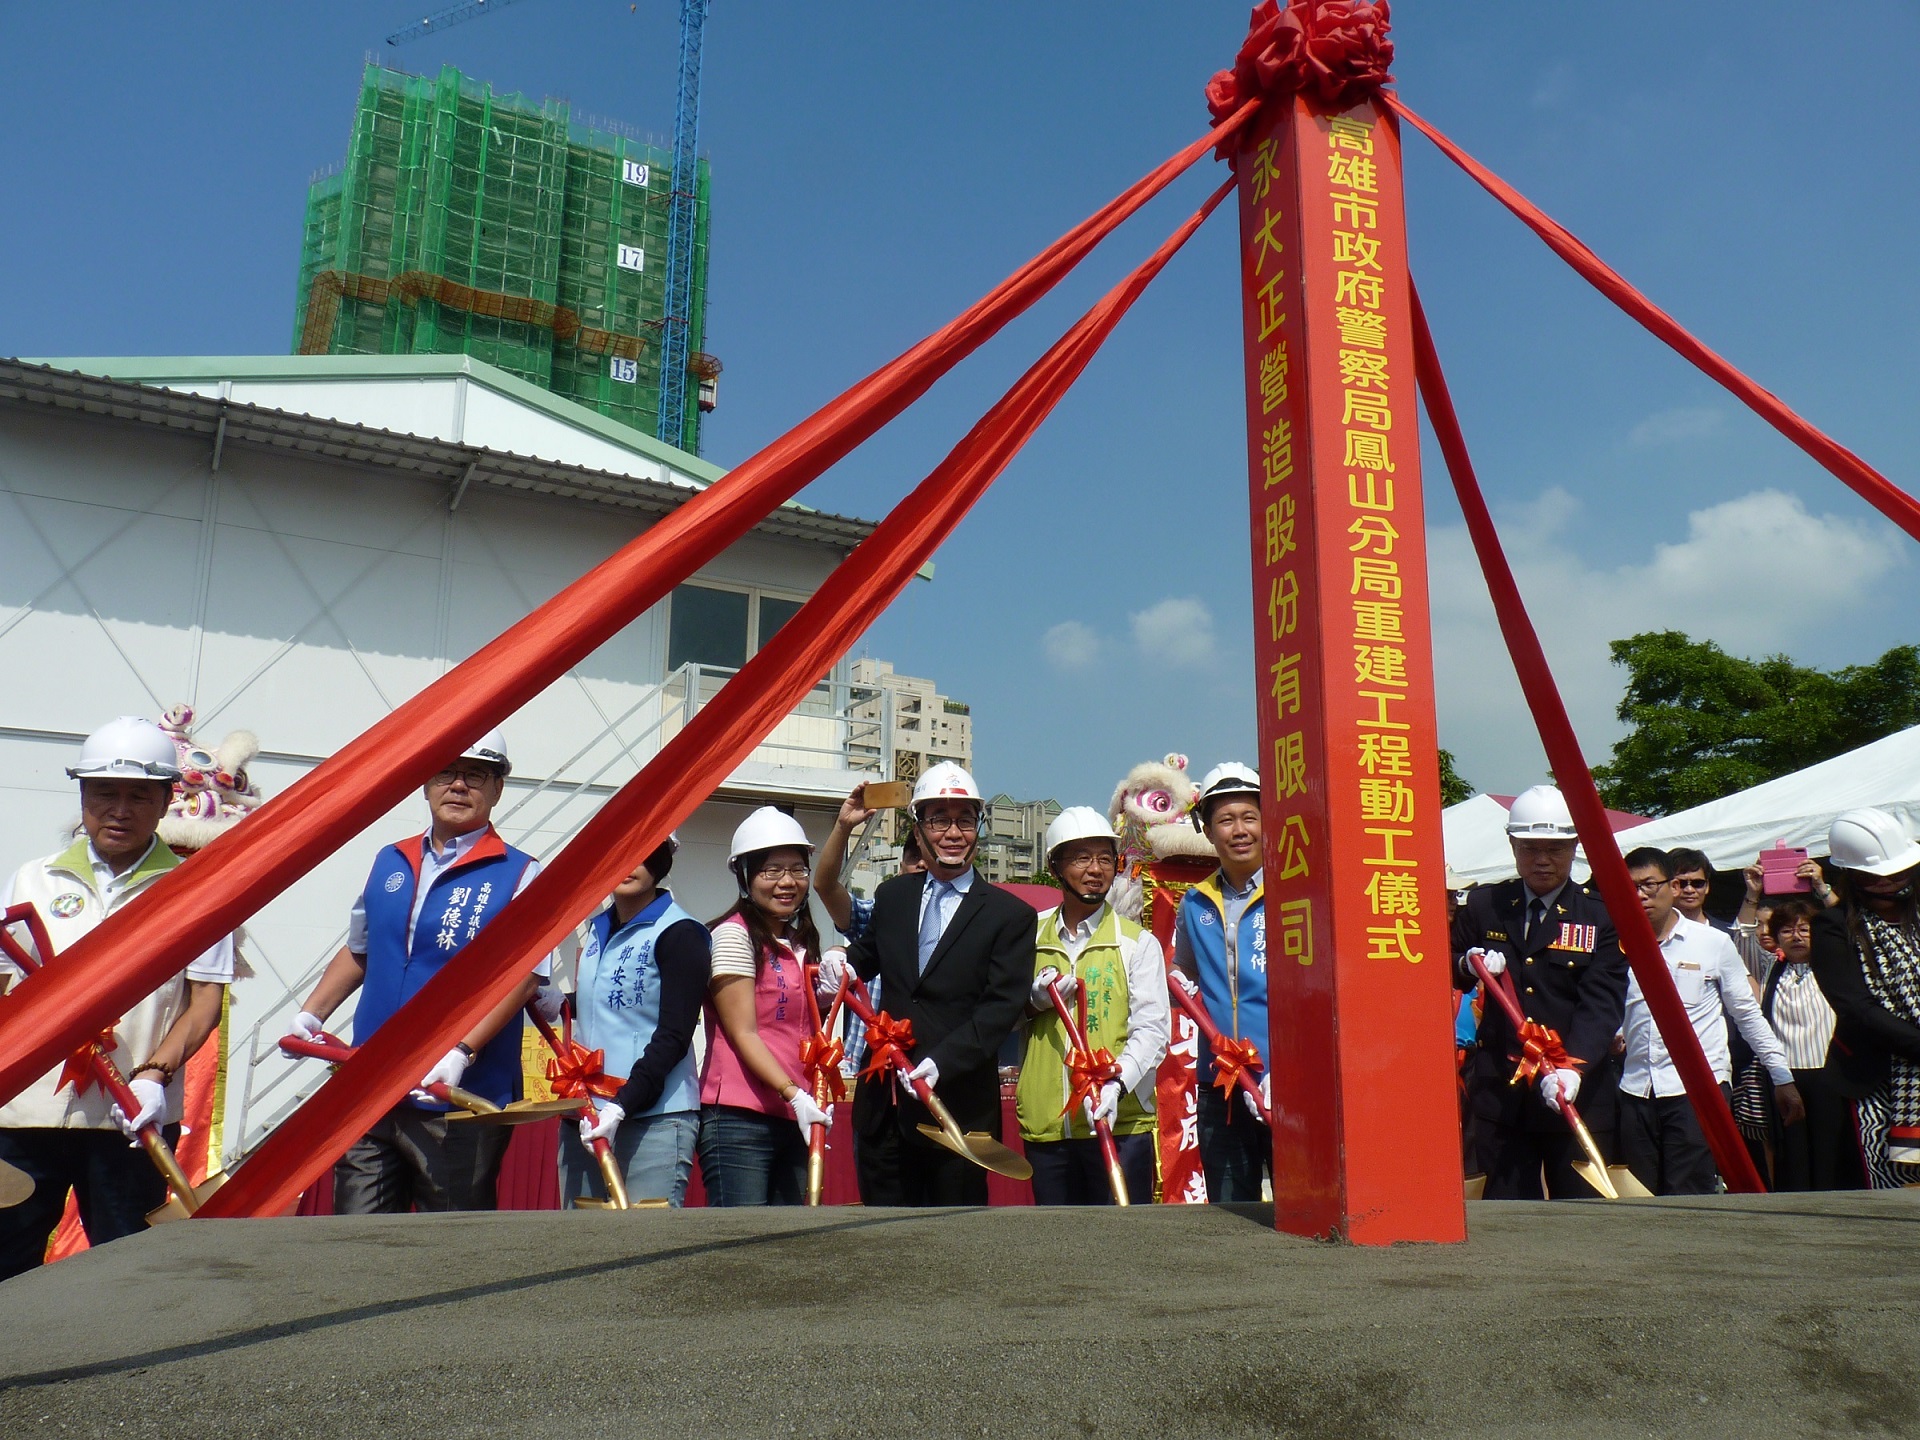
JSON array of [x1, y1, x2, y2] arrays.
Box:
[[1570, 1159, 1622, 1201], [1463, 1172, 1487, 1202], [1608, 1164, 1654, 1198], [573, 1196, 669, 1209], [913, 1123, 1034, 1182], [145, 1172, 229, 1226], [448, 1098, 583, 1126], [0, 1158, 35, 1209]]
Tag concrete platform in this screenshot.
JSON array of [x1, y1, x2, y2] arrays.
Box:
[[2, 1193, 1917, 1438]]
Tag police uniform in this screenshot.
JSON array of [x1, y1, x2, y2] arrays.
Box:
[[1453, 877, 1628, 1199]]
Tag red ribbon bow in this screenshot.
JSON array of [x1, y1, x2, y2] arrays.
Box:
[[799, 1034, 848, 1104], [55, 1029, 116, 1097], [1206, 0, 1395, 155], [861, 1013, 914, 1083], [545, 1040, 622, 1102], [1510, 1019, 1572, 1087], [1063, 1046, 1122, 1116], [1210, 1035, 1265, 1100]]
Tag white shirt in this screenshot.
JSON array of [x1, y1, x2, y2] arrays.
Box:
[[0, 840, 234, 984], [347, 828, 553, 976], [1044, 902, 1172, 1097], [1619, 913, 1791, 1097]]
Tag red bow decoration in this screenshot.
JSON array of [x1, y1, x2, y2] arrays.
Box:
[[799, 1034, 848, 1103], [1206, 0, 1394, 154], [545, 1039, 622, 1102], [1209, 1035, 1265, 1100], [861, 1013, 914, 1082], [1509, 1019, 1572, 1088], [1063, 1046, 1122, 1116], [56, 1029, 116, 1097]]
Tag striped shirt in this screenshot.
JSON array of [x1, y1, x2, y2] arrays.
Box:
[[1762, 959, 1839, 1071]]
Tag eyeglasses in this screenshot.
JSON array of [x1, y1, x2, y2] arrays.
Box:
[[753, 864, 811, 881], [1773, 922, 1812, 939], [1633, 879, 1670, 895], [430, 766, 498, 790], [1671, 877, 1710, 891], [919, 816, 979, 835]]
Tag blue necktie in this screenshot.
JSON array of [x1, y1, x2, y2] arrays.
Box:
[[917, 880, 947, 974]]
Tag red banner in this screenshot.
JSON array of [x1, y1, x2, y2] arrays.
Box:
[[1235, 94, 1463, 1243], [1145, 860, 1213, 1204]]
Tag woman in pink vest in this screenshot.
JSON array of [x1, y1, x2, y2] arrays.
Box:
[[697, 807, 839, 1205]]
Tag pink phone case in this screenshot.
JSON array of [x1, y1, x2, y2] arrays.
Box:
[[1761, 840, 1812, 893]]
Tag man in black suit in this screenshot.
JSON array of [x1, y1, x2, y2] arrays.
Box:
[[846, 762, 1036, 1205], [1452, 784, 1630, 1199]]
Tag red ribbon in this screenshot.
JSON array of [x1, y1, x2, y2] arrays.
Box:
[[545, 1040, 621, 1103], [860, 1014, 914, 1083], [799, 1034, 847, 1104], [55, 1031, 115, 1098], [1509, 1020, 1571, 1088], [1063, 1046, 1122, 1116], [1210, 1035, 1264, 1100], [1207, 0, 1394, 153]]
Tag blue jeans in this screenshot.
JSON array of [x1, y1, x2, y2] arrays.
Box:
[[559, 1109, 698, 1207], [697, 1104, 808, 1207]]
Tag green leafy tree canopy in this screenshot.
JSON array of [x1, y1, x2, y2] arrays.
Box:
[[1592, 631, 1920, 816], [1437, 747, 1474, 807]]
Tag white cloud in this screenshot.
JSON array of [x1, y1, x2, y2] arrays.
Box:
[[1130, 596, 1217, 670], [1428, 488, 1907, 797], [1041, 619, 1101, 671], [1627, 405, 1725, 447]]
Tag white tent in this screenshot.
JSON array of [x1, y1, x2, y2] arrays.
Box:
[[1623, 723, 1920, 870]]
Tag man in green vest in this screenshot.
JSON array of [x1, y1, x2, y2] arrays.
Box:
[[1015, 807, 1171, 1204]]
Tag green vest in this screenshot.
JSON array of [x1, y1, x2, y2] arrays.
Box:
[[1015, 905, 1153, 1143]]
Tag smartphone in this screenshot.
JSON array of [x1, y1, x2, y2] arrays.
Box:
[[1761, 840, 1812, 894], [861, 780, 914, 810]]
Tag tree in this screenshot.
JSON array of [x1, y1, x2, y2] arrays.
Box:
[[1437, 747, 1473, 807], [1591, 631, 1920, 816]]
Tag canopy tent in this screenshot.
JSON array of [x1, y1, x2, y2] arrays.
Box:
[[1443, 793, 1650, 887], [1623, 724, 1920, 871]]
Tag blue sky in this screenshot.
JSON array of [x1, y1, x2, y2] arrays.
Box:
[[4, 3, 1918, 815]]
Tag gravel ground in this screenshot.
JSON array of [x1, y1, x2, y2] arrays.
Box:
[[2, 1192, 1917, 1439]]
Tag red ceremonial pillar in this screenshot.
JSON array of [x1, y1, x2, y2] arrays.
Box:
[[1233, 92, 1465, 1243]]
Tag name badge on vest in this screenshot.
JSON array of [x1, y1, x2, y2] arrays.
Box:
[[1550, 923, 1596, 953]]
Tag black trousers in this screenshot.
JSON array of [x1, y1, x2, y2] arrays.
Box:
[[855, 1113, 989, 1206], [1197, 1083, 1271, 1202], [0, 1125, 176, 1281], [1026, 1132, 1156, 1206], [1618, 1086, 1725, 1196], [1776, 1065, 1866, 1192]]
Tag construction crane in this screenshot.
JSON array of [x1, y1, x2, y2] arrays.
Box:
[[385, 0, 716, 454]]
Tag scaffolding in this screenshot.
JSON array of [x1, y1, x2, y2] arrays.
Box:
[[293, 64, 711, 445]]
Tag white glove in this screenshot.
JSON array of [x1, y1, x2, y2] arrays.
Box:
[[790, 1088, 831, 1137], [1241, 1072, 1271, 1122], [1091, 1080, 1122, 1127], [815, 949, 851, 1002], [579, 1100, 624, 1147], [1466, 946, 1505, 977], [530, 985, 566, 1025], [412, 1046, 470, 1102], [111, 1076, 167, 1140], [1030, 966, 1076, 1011], [904, 1056, 939, 1092], [1539, 1068, 1580, 1112], [287, 1010, 326, 1043]]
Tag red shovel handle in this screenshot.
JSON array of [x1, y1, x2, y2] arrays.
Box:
[[1163, 963, 1268, 1119]]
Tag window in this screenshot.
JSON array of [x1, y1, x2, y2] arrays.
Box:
[[666, 582, 810, 671]]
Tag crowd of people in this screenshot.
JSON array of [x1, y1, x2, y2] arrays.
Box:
[[4, 714, 1918, 1279]]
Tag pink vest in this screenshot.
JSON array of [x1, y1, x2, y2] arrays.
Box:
[[699, 918, 812, 1116]]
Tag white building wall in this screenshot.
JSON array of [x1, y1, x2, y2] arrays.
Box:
[[0, 397, 865, 1162]]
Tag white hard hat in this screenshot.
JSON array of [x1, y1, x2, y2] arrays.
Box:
[[1045, 805, 1119, 863], [911, 761, 982, 814], [461, 729, 511, 779], [728, 806, 813, 866], [1506, 784, 1577, 840], [1194, 761, 1260, 825], [67, 717, 183, 783], [1828, 808, 1920, 878]]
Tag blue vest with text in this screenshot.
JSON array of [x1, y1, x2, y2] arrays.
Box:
[[576, 890, 703, 1117], [1176, 871, 1269, 1069], [355, 828, 533, 1110]]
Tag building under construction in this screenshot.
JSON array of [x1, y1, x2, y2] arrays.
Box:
[[293, 63, 716, 450]]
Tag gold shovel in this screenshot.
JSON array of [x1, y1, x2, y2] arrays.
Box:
[[911, 1083, 1033, 1182], [0, 1157, 35, 1209]]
